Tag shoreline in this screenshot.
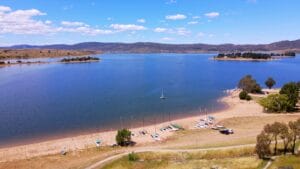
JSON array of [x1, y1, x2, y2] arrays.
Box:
[[0, 97, 228, 149], [0, 88, 267, 162], [0, 59, 100, 67]]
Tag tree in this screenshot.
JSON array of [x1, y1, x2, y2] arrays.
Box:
[[238, 75, 262, 93], [264, 122, 287, 155], [278, 123, 291, 154], [297, 82, 300, 90], [255, 131, 271, 159], [288, 119, 300, 154], [259, 94, 293, 113], [265, 77, 276, 89], [280, 82, 299, 107], [116, 129, 132, 146]]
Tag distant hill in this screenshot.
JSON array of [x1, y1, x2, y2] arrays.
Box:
[[2, 39, 300, 54]]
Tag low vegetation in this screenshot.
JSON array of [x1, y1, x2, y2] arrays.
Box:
[[260, 82, 299, 112], [269, 155, 300, 169], [102, 148, 263, 169], [0, 49, 98, 59], [239, 90, 252, 100], [128, 152, 139, 161], [259, 94, 293, 112]]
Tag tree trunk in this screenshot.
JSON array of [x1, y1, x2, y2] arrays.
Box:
[[292, 136, 296, 155], [274, 136, 277, 155]]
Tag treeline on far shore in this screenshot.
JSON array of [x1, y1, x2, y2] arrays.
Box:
[[60, 56, 100, 63], [215, 51, 296, 60], [0, 60, 44, 65]]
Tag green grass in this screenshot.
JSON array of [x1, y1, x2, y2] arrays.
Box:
[[101, 147, 264, 169], [269, 155, 300, 169]]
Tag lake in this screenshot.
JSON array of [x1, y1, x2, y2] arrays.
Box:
[[0, 53, 299, 147]]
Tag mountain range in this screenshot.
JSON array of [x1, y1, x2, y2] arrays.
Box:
[[3, 39, 300, 53]]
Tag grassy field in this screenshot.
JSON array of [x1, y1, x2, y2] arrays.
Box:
[[0, 147, 124, 169], [269, 155, 300, 169], [101, 147, 265, 169]]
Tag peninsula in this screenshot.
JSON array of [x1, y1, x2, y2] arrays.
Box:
[[0, 49, 99, 60]]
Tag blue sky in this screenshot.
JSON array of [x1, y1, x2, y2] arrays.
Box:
[[0, 0, 300, 46]]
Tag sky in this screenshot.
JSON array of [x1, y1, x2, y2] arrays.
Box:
[[0, 0, 300, 46]]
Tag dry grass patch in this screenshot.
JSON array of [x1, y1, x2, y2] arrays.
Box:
[[0, 146, 122, 169], [102, 147, 263, 169]]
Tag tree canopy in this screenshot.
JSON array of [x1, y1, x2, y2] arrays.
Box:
[[116, 129, 132, 146], [265, 77, 276, 89], [238, 75, 262, 93], [280, 82, 299, 107], [259, 94, 293, 112]]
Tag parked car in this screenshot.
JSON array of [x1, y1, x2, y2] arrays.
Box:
[[219, 129, 234, 135]]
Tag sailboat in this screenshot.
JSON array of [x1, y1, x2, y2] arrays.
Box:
[[160, 89, 167, 99]]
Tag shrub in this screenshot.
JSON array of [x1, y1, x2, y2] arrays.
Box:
[[259, 94, 293, 112], [128, 152, 139, 161], [239, 90, 252, 101], [280, 82, 299, 107], [116, 129, 132, 146]]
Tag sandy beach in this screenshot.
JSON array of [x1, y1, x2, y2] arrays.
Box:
[[0, 88, 289, 162]]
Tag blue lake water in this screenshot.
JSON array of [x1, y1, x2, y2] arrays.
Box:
[[0, 53, 299, 147]]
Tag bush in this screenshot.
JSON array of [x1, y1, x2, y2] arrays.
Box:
[[280, 82, 299, 107], [128, 152, 139, 161], [116, 129, 132, 146], [259, 94, 293, 112], [239, 90, 252, 101], [246, 95, 252, 101]]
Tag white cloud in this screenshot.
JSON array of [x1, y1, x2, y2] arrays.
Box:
[[176, 27, 190, 36], [0, 6, 114, 36], [197, 32, 205, 37], [192, 16, 201, 19], [154, 27, 168, 33], [205, 12, 220, 18], [161, 37, 173, 41], [0, 6, 11, 12], [0, 6, 53, 34], [166, 0, 177, 4], [154, 27, 190, 36], [45, 20, 52, 24], [110, 24, 146, 31], [165, 14, 187, 20], [58, 26, 113, 35], [188, 21, 198, 25], [61, 21, 88, 27], [137, 18, 146, 23]]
